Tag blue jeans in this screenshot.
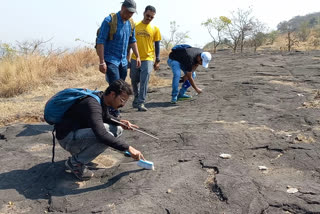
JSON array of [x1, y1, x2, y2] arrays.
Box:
[[58, 124, 123, 165], [167, 58, 196, 98], [106, 62, 127, 84], [130, 60, 154, 105]]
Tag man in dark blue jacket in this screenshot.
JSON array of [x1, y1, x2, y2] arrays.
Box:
[[56, 79, 144, 181]]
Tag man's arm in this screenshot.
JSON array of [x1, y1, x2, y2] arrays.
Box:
[[154, 41, 161, 70], [129, 42, 141, 68], [96, 44, 107, 74], [96, 16, 112, 74], [186, 71, 202, 94]]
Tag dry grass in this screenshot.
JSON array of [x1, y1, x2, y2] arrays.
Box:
[[262, 29, 320, 51], [0, 48, 98, 98], [0, 48, 171, 127]]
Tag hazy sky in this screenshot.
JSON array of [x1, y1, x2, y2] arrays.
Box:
[[0, 0, 319, 49]]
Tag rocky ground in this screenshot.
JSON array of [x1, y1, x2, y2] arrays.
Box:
[[0, 49, 320, 214]]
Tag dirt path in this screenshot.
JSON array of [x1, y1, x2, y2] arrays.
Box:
[[0, 50, 320, 213]]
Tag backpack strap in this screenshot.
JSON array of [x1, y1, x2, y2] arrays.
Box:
[[108, 13, 134, 40], [108, 13, 118, 40], [51, 127, 56, 163], [129, 18, 135, 37]]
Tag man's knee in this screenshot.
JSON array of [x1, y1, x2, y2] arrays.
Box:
[[104, 123, 123, 137], [116, 126, 123, 137]]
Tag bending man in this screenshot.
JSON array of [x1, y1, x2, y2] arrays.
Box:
[[167, 45, 212, 104]]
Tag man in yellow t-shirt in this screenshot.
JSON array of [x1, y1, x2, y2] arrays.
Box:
[[130, 5, 161, 111]]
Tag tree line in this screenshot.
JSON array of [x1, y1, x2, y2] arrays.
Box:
[[161, 9, 320, 53]]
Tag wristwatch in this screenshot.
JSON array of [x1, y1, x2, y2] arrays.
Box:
[[155, 58, 160, 63]]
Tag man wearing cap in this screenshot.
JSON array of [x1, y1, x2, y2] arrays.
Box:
[[167, 45, 212, 104], [96, 0, 141, 84], [129, 5, 161, 112]]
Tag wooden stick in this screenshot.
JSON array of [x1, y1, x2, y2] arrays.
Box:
[[110, 118, 159, 140]]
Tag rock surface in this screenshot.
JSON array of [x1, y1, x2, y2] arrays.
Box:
[[1, 50, 320, 213]]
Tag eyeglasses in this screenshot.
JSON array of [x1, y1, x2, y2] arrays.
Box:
[[119, 96, 128, 103]]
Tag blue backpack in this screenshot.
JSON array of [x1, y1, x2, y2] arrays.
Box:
[[44, 88, 101, 162], [44, 88, 101, 125], [172, 44, 192, 51]]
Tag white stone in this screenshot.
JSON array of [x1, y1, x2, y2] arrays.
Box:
[[219, 154, 231, 159]]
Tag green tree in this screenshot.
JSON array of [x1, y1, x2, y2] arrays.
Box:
[[250, 19, 267, 52], [298, 21, 310, 41], [266, 30, 279, 45], [0, 43, 16, 58], [201, 16, 230, 53]]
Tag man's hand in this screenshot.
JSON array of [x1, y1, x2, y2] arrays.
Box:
[[154, 61, 160, 70], [128, 146, 145, 161], [196, 88, 203, 94], [136, 57, 141, 68], [99, 63, 107, 74], [120, 119, 139, 130]]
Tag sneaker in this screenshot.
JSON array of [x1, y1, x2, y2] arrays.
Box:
[[177, 93, 192, 101], [138, 104, 148, 111], [65, 158, 94, 181], [132, 99, 139, 108], [171, 97, 177, 104], [132, 102, 139, 108], [85, 161, 99, 170]]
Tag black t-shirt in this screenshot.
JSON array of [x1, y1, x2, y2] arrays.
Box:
[[169, 47, 203, 72], [55, 92, 129, 151]]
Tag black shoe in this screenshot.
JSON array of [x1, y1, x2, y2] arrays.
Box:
[[132, 102, 139, 108], [65, 158, 94, 181], [85, 161, 100, 170]]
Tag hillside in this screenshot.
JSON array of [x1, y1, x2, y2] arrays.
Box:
[[1, 49, 320, 213]]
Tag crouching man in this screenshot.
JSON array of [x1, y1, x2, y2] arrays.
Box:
[[55, 79, 144, 181]]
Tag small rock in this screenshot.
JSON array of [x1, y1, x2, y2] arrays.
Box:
[[258, 166, 268, 170], [166, 189, 172, 194], [219, 154, 231, 159], [287, 186, 298, 194]]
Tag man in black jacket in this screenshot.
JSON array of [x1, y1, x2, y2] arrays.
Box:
[[56, 79, 144, 181], [167, 46, 212, 104]]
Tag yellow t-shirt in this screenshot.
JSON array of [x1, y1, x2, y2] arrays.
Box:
[[132, 21, 161, 61]]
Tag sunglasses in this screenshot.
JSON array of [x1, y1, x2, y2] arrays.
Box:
[[146, 14, 154, 19]]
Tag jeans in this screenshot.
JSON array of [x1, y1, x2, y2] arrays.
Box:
[[167, 58, 196, 98], [58, 123, 123, 165], [130, 60, 154, 105], [106, 62, 127, 84]]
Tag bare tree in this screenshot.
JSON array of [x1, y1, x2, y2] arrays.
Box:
[[250, 19, 267, 52], [16, 38, 54, 55], [201, 16, 230, 53], [224, 18, 241, 53], [232, 8, 255, 53], [161, 21, 190, 51], [279, 21, 299, 51], [222, 8, 255, 53]]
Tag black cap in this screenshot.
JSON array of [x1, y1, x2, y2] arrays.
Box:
[[122, 0, 137, 13]]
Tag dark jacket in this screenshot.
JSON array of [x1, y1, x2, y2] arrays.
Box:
[[55, 92, 129, 151], [169, 47, 203, 72]]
